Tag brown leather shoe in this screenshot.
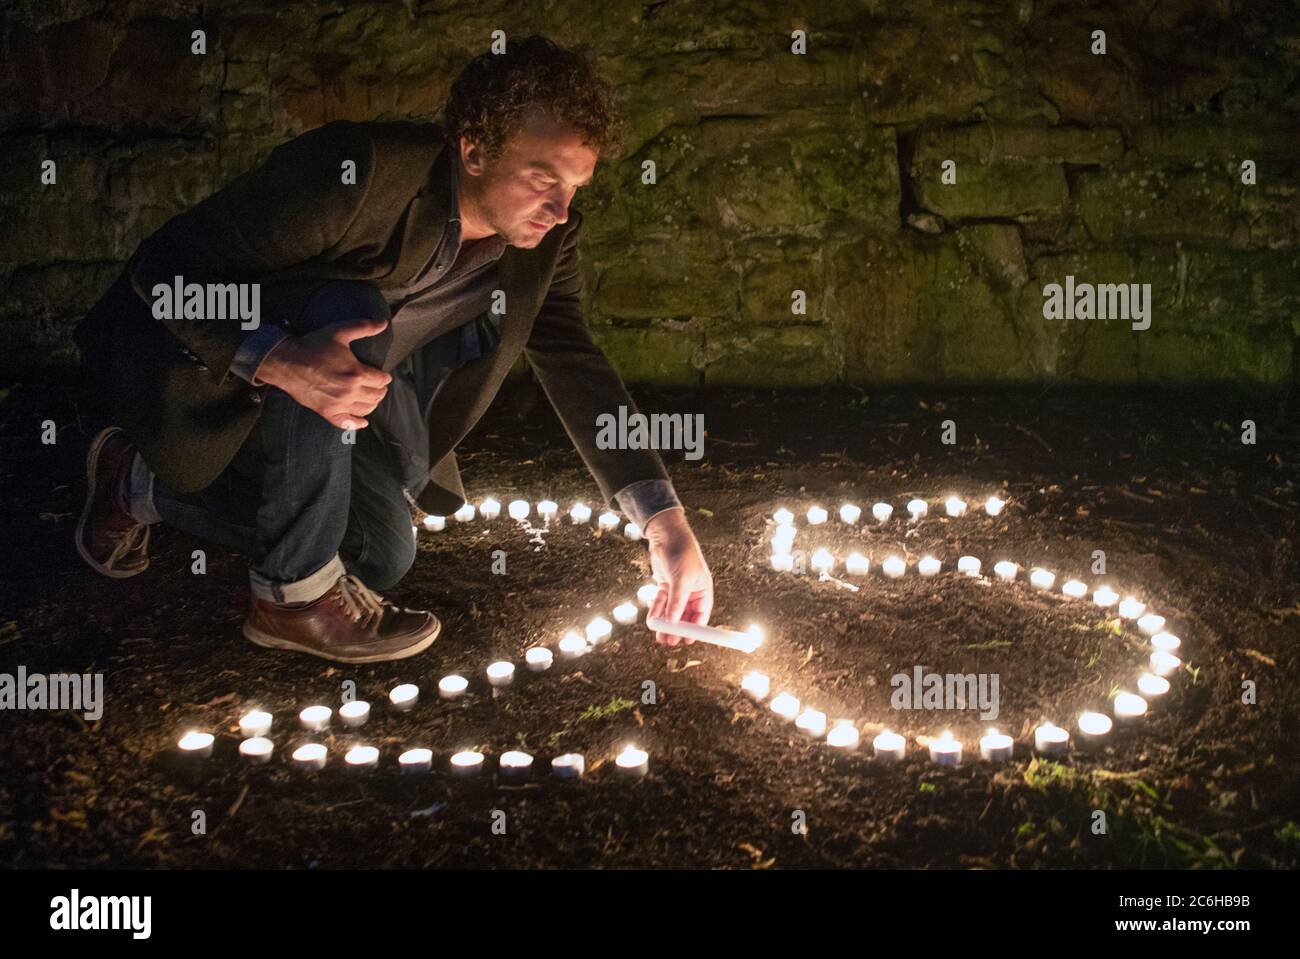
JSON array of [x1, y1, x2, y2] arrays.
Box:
[[75, 426, 150, 579], [242, 573, 441, 663]]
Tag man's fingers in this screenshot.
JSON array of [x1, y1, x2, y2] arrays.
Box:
[[332, 318, 389, 345], [686, 589, 714, 626], [335, 414, 369, 430], [665, 578, 690, 625]]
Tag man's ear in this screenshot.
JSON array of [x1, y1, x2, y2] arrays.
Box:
[[460, 136, 487, 176]]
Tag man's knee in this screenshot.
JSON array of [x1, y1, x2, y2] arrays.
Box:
[[346, 524, 416, 592]]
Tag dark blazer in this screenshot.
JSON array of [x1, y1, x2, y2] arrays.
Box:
[[73, 120, 669, 516]]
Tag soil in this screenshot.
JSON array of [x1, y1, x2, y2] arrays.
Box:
[[1, 373, 1298, 869]]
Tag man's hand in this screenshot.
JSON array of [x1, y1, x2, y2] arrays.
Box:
[[644, 507, 713, 647], [255, 319, 392, 429]]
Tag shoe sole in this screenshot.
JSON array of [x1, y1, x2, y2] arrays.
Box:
[[75, 427, 148, 580], [242, 616, 441, 664]]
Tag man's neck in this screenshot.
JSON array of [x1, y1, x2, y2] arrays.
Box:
[[455, 156, 497, 241]]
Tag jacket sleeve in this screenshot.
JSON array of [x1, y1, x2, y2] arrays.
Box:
[[522, 212, 675, 508], [125, 121, 379, 380]]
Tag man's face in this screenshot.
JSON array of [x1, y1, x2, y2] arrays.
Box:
[[458, 108, 598, 248]]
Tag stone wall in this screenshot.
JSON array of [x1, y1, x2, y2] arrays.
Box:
[[1, 0, 1297, 388]]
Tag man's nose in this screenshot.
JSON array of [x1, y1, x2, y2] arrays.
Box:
[[543, 187, 573, 224]]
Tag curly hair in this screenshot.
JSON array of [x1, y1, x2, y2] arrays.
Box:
[[441, 34, 626, 162]]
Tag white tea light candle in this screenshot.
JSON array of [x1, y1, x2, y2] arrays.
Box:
[[537, 500, 558, 522], [1150, 652, 1182, 677], [845, 552, 869, 575], [957, 555, 981, 576], [507, 499, 529, 521], [389, 684, 419, 711], [344, 745, 379, 772], [1077, 711, 1113, 746], [398, 748, 432, 774], [807, 506, 828, 525], [292, 742, 327, 771], [1118, 597, 1146, 619], [453, 503, 475, 522], [178, 731, 214, 758], [558, 631, 588, 659], [525, 647, 553, 672], [882, 555, 906, 578], [551, 753, 585, 780], [338, 700, 370, 728], [771, 553, 794, 572], [773, 507, 794, 526], [637, 583, 660, 607], [570, 502, 592, 524], [480, 497, 501, 520], [907, 498, 928, 519], [1033, 722, 1070, 756], [771, 525, 796, 551], [1151, 632, 1181, 652], [585, 617, 613, 644], [239, 737, 273, 765], [810, 548, 835, 575], [826, 721, 860, 750], [615, 745, 649, 779], [450, 750, 484, 777], [422, 514, 446, 531], [239, 710, 272, 739], [597, 511, 620, 531], [623, 522, 643, 542], [299, 705, 332, 732], [1093, 585, 1119, 607], [979, 728, 1014, 762], [945, 496, 967, 517], [1137, 672, 1171, 697], [1138, 614, 1167, 636], [1113, 692, 1148, 720], [486, 661, 515, 687], [613, 602, 639, 625], [1062, 579, 1087, 599], [438, 674, 468, 699], [770, 692, 800, 721], [872, 502, 893, 523], [741, 671, 771, 701], [873, 729, 906, 762], [499, 750, 534, 779], [839, 503, 861, 524], [929, 730, 962, 766], [918, 555, 941, 577], [984, 495, 1006, 516], [993, 561, 1018, 582], [1029, 568, 1055, 590], [795, 707, 827, 738]]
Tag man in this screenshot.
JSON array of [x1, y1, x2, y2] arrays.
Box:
[[72, 35, 712, 663]]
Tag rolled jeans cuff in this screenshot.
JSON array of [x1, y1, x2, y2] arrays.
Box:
[[249, 554, 346, 605]]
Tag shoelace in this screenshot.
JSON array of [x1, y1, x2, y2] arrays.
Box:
[[333, 574, 389, 628], [106, 522, 149, 565]]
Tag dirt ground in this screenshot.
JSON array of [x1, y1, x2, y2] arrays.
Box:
[[1, 372, 1297, 869]]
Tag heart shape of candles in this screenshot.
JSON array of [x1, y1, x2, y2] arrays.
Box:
[[749, 496, 1191, 767]]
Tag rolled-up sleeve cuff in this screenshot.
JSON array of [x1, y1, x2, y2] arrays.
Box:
[[614, 478, 683, 529], [229, 324, 289, 385]]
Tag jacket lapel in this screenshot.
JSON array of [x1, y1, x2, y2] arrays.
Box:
[[391, 137, 455, 285], [414, 241, 553, 515]]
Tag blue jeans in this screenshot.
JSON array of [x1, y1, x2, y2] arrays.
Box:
[[139, 282, 416, 603]]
